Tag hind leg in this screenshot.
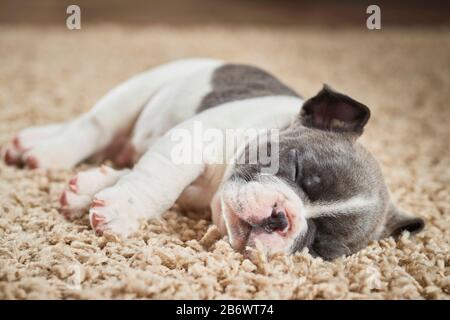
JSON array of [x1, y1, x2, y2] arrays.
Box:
[[2, 78, 149, 170], [19, 78, 154, 169], [3, 59, 217, 169], [1, 74, 151, 169]]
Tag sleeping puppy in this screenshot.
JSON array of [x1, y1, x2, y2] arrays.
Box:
[[2, 58, 425, 260]]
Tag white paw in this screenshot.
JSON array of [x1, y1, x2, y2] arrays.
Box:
[[60, 190, 92, 219], [88, 183, 145, 237], [2, 140, 22, 166], [60, 165, 128, 219], [2, 124, 64, 167], [22, 136, 76, 169]]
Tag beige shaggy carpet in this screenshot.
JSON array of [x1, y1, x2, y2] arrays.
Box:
[[0, 25, 449, 299]]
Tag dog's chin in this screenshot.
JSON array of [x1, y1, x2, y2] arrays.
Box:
[[212, 178, 308, 255]]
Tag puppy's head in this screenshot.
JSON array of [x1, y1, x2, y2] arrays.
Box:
[[212, 85, 424, 260]]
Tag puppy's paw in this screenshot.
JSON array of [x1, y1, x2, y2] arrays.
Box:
[[22, 137, 75, 169], [3, 135, 38, 167], [2, 141, 22, 166], [60, 189, 92, 219], [2, 124, 64, 167], [88, 185, 144, 237], [60, 165, 128, 219]]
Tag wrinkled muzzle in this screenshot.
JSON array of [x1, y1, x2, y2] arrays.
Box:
[[211, 175, 308, 255]]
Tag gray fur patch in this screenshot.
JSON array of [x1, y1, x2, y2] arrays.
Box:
[[197, 64, 300, 113]]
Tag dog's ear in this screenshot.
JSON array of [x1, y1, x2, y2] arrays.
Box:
[[380, 203, 425, 238], [299, 84, 370, 136]]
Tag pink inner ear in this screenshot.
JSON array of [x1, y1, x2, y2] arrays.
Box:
[[332, 102, 360, 121], [314, 103, 332, 128], [313, 102, 361, 129]]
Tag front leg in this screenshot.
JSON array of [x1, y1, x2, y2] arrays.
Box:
[[88, 136, 205, 236]]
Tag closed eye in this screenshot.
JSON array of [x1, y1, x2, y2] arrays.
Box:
[[287, 150, 322, 202], [301, 175, 322, 201], [302, 175, 321, 190]]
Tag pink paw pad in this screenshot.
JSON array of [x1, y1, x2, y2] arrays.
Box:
[[25, 156, 39, 169], [69, 176, 78, 192], [90, 211, 106, 235], [4, 149, 17, 165], [91, 199, 106, 208]]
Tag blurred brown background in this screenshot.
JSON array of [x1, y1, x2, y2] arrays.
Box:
[[1, 0, 449, 27]]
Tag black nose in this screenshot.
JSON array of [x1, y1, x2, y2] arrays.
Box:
[[261, 209, 288, 233]]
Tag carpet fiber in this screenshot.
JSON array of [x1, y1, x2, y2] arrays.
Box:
[[0, 25, 449, 299]]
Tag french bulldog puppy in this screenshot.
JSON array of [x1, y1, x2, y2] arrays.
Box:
[[2, 58, 424, 260]]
